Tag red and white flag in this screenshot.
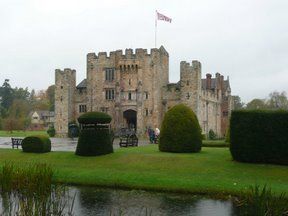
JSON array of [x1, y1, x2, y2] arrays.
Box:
[[156, 11, 172, 23]]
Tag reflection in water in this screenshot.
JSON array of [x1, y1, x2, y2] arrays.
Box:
[[71, 186, 237, 216]]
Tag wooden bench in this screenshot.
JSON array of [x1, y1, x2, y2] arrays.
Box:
[[11, 138, 23, 149]]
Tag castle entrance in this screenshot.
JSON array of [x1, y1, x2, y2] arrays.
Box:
[[123, 110, 137, 130]]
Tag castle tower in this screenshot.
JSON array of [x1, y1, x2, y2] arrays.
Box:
[[55, 69, 76, 137], [180, 60, 202, 116]]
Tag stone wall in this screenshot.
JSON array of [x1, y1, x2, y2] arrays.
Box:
[[55, 46, 232, 138], [55, 69, 76, 137]]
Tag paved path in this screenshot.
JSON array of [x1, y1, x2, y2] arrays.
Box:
[[0, 137, 151, 152]]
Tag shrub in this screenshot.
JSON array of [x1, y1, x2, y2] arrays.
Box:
[[208, 129, 216, 140], [76, 112, 113, 156], [230, 110, 288, 165], [47, 125, 56, 137], [235, 185, 288, 215], [76, 129, 113, 156], [22, 135, 51, 153], [159, 104, 202, 153], [78, 112, 112, 124]]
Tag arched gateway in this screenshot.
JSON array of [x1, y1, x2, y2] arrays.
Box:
[[123, 109, 137, 130]]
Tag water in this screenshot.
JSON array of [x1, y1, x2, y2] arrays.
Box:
[[70, 186, 237, 216]]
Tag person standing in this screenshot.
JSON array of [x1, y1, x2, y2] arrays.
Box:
[[154, 127, 160, 143], [147, 127, 155, 144]]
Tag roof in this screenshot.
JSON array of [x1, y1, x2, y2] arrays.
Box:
[[76, 79, 87, 89], [30, 111, 54, 117]]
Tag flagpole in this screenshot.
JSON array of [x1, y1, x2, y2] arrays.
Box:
[[155, 10, 157, 48]]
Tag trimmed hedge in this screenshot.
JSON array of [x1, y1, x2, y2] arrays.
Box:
[[75, 129, 113, 156], [22, 135, 51, 153], [230, 110, 288, 165], [47, 125, 56, 137], [159, 104, 202, 153], [78, 112, 112, 124]]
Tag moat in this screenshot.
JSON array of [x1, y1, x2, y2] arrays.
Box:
[[68, 186, 237, 216]]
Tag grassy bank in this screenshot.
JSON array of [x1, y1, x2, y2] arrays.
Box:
[[0, 146, 287, 196], [0, 130, 47, 137]]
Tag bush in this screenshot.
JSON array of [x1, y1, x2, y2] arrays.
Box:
[[230, 110, 288, 165], [76, 112, 113, 156], [208, 129, 216, 140], [22, 135, 51, 153], [75, 129, 113, 156], [78, 112, 112, 124], [159, 104, 202, 153], [47, 125, 56, 137]]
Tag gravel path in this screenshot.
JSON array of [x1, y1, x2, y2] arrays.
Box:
[[0, 137, 151, 152]]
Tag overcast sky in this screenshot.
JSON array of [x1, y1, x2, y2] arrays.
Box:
[[1, 0, 288, 103]]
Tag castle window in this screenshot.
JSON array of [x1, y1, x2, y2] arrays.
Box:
[[135, 65, 138, 70], [186, 81, 189, 86], [128, 92, 132, 100], [129, 79, 131, 86], [79, 105, 87, 113], [61, 86, 63, 89], [105, 68, 115, 81], [120, 65, 123, 72], [105, 89, 115, 100], [132, 65, 134, 70], [100, 107, 109, 113], [60, 96, 63, 102], [145, 108, 148, 116], [128, 65, 130, 71], [145, 91, 148, 99]]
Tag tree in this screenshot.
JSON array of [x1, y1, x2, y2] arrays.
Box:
[[13, 87, 30, 100], [0, 79, 14, 112], [246, 99, 267, 110], [46, 85, 55, 111], [232, 96, 244, 110], [267, 91, 288, 110]]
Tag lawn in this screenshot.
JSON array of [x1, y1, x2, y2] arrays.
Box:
[[0, 146, 287, 196], [202, 139, 229, 147], [0, 130, 47, 137]]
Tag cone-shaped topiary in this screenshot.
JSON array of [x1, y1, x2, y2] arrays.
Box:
[[76, 112, 113, 156], [159, 104, 202, 153]]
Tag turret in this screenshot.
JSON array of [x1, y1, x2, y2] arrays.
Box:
[[55, 68, 76, 137]]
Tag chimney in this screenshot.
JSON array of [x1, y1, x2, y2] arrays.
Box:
[[206, 73, 212, 89], [215, 72, 221, 89], [220, 75, 224, 91]]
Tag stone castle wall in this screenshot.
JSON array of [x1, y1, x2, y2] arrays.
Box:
[[55, 69, 76, 137], [55, 46, 232, 137]]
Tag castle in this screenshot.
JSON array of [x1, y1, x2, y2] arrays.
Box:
[[55, 46, 233, 137]]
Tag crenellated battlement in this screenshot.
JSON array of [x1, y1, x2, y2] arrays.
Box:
[[180, 60, 201, 72], [55, 68, 76, 77], [87, 46, 169, 61]]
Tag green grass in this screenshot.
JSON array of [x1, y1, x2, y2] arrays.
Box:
[[202, 140, 229, 147], [0, 146, 287, 197], [0, 130, 47, 137]]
